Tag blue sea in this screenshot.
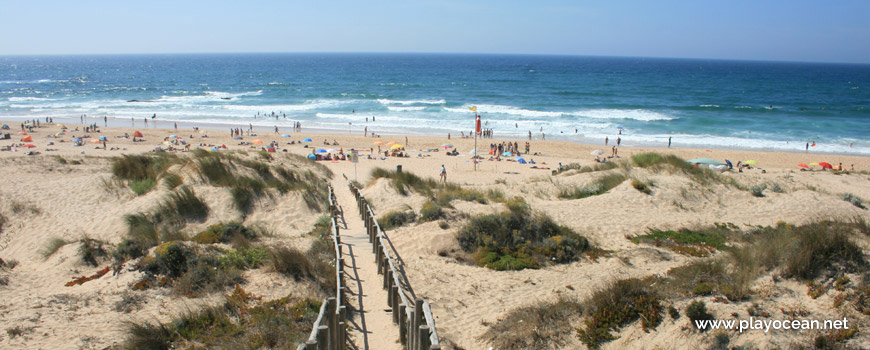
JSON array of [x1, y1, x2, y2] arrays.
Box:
[[1, 53, 868, 154]]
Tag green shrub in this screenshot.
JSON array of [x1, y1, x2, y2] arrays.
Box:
[[196, 222, 257, 244], [438, 221, 449, 230], [668, 306, 680, 320], [124, 213, 159, 247], [112, 239, 146, 261], [419, 200, 445, 222], [125, 321, 173, 350], [78, 236, 109, 267], [686, 300, 714, 332], [149, 241, 193, 278], [220, 247, 268, 270], [378, 210, 416, 230], [843, 193, 865, 209], [692, 283, 714, 295], [750, 184, 766, 198], [558, 173, 627, 199], [631, 180, 652, 195], [457, 197, 590, 270], [631, 227, 731, 257], [577, 278, 663, 349], [771, 183, 785, 193], [268, 246, 314, 281]]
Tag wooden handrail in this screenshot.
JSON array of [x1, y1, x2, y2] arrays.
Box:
[[347, 179, 441, 350]]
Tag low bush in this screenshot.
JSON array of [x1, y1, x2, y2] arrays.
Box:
[[193, 222, 257, 245], [483, 298, 582, 350], [558, 173, 627, 199], [631, 227, 731, 257], [750, 184, 766, 198], [78, 236, 109, 267], [631, 152, 737, 186], [843, 193, 865, 209], [686, 300, 714, 332], [378, 210, 416, 230], [631, 179, 652, 195], [577, 278, 663, 349], [419, 200, 445, 222], [457, 197, 590, 270]]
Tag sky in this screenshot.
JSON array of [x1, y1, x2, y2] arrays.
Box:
[[1, 0, 869, 63]]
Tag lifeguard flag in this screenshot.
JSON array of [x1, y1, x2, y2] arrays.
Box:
[[469, 106, 477, 112], [475, 115, 481, 135]]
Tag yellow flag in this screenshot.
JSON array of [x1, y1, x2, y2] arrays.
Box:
[[469, 106, 477, 112]]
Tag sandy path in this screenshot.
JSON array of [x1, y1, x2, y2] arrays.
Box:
[[334, 177, 402, 350]]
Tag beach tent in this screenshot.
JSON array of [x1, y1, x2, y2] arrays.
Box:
[[1, 124, 9, 130], [516, 157, 527, 164], [316, 149, 327, 153], [133, 131, 143, 137], [307, 153, 317, 160], [797, 163, 809, 169], [303, 138, 312, 142], [21, 135, 33, 142], [687, 158, 726, 166]]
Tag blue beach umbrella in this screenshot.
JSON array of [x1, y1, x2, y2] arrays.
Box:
[[502, 152, 512, 156], [617, 126, 625, 130], [516, 157, 527, 164], [316, 148, 328, 153], [99, 135, 107, 141], [303, 138, 312, 142], [282, 134, 291, 137], [307, 153, 317, 160], [169, 134, 177, 138]]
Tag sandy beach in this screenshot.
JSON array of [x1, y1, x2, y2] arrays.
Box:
[[1, 119, 869, 349]]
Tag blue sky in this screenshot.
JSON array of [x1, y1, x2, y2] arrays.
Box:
[[1, 0, 868, 63]]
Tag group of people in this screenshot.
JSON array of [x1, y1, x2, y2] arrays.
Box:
[[489, 141, 531, 155]]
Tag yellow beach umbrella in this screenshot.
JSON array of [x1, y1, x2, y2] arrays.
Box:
[[809, 162, 820, 167], [390, 144, 403, 149], [744, 160, 758, 165]]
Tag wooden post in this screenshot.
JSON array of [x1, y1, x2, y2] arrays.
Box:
[[338, 305, 347, 349], [418, 325, 430, 350], [326, 297, 336, 350], [412, 298, 423, 349], [385, 268, 392, 291], [316, 326, 328, 350], [399, 303, 408, 346], [391, 285, 400, 324]]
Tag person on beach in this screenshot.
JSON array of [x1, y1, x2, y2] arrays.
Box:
[[174, 122, 178, 130], [440, 164, 447, 182], [528, 131, 532, 140], [668, 137, 672, 148], [104, 116, 107, 126], [806, 142, 809, 152], [144, 118, 148, 127], [605, 137, 608, 145]]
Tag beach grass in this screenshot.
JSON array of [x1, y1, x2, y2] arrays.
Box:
[[378, 209, 416, 230], [162, 173, 183, 190], [40, 237, 69, 259], [77, 236, 109, 267], [483, 297, 582, 350], [631, 227, 732, 257], [558, 173, 627, 199], [631, 152, 738, 187]]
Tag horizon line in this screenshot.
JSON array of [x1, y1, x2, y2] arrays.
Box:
[[1, 51, 868, 66]]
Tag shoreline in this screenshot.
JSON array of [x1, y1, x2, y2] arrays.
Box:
[[3, 114, 868, 158]]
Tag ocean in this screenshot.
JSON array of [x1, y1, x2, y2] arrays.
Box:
[[1, 53, 868, 155]]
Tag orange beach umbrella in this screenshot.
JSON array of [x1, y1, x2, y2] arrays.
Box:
[[372, 141, 384, 145], [797, 163, 809, 168], [21, 135, 33, 142], [386, 141, 397, 146], [133, 131, 144, 137]]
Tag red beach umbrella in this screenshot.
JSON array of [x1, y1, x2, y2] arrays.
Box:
[[133, 131, 144, 137], [818, 162, 833, 169], [797, 163, 809, 168], [21, 135, 33, 142]]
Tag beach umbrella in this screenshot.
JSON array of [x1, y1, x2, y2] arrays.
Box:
[[316, 148, 327, 153], [809, 162, 819, 167], [797, 163, 809, 169], [303, 138, 312, 142], [21, 135, 33, 142], [282, 134, 291, 137], [169, 134, 177, 139], [516, 157, 527, 164], [90, 139, 101, 144], [22, 144, 36, 148], [99, 135, 107, 141], [687, 158, 726, 166], [307, 153, 317, 160], [391, 144, 403, 150], [744, 160, 758, 165], [373, 141, 384, 145], [211, 147, 220, 151], [819, 162, 833, 169], [1, 124, 9, 129], [591, 150, 605, 156], [502, 152, 512, 156], [252, 139, 263, 144], [326, 149, 335, 153], [54, 132, 63, 137], [441, 143, 453, 148], [617, 126, 625, 130], [386, 141, 397, 146], [233, 136, 243, 140], [133, 131, 143, 137]]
